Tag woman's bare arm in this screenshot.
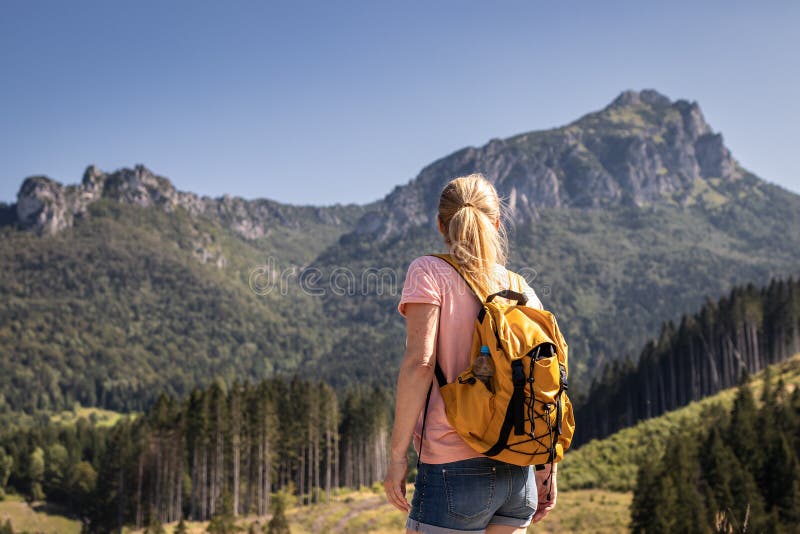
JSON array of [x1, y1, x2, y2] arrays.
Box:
[[383, 302, 439, 512]]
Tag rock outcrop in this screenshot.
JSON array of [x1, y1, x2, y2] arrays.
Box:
[[16, 175, 74, 235], [13, 164, 361, 239]]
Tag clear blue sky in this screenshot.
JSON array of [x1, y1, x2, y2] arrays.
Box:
[[1, 1, 798, 206]]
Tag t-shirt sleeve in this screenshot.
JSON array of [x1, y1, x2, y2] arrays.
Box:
[[397, 257, 442, 317]]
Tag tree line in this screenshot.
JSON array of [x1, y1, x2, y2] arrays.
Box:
[[631, 370, 800, 532], [575, 276, 800, 446], [0, 377, 391, 533]]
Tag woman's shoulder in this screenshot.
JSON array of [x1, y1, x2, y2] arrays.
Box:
[[406, 254, 439, 268], [403, 255, 473, 301], [401, 255, 453, 288], [405, 254, 454, 277], [398, 256, 455, 314]]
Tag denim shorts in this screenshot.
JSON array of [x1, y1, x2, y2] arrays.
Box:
[[406, 456, 537, 533]]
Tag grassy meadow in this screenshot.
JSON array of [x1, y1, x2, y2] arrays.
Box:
[[0, 484, 631, 533], [0, 494, 81, 534]]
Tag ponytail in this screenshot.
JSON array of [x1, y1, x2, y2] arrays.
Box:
[[438, 174, 508, 299]]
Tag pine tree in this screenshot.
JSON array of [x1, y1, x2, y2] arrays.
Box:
[[144, 511, 166, 534], [206, 490, 239, 533], [701, 426, 736, 524], [229, 383, 243, 516], [0, 447, 13, 500], [630, 456, 662, 533], [650, 471, 679, 533], [28, 446, 45, 501], [727, 380, 759, 467], [663, 434, 707, 534], [724, 454, 766, 532], [764, 432, 800, 527], [266, 492, 290, 534]]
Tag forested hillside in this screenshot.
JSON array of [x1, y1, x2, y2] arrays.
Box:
[[0, 199, 353, 412], [560, 352, 800, 492], [3, 89, 800, 415], [561, 353, 800, 531], [631, 373, 800, 532], [575, 276, 800, 446]]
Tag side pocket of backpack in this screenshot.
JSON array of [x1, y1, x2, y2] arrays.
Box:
[[440, 370, 497, 443]]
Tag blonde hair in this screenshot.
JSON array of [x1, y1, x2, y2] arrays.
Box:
[[438, 173, 509, 300]]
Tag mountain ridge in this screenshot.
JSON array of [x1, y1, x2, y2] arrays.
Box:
[[9, 163, 372, 238], [5, 89, 770, 241], [2, 88, 800, 412]]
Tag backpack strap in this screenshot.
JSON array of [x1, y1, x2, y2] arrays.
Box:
[[417, 330, 447, 469]]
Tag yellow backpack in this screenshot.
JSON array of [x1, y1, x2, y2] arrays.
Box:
[[420, 253, 576, 472]]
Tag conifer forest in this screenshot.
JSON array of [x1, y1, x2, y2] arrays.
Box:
[[576, 277, 800, 446], [0, 379, 391, 533]]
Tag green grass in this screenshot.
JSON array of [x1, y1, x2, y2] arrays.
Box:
[[0, 405, 134, 434], [49, 405, 132, 427], [118, 486, 626, 534], [529, 489, 632, 534], [559, 353, 800, 492], [0, 494, 81, 534], [683, 177, 729, 208]]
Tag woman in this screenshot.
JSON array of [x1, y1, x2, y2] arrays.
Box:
[[383, 174, 557, 534]]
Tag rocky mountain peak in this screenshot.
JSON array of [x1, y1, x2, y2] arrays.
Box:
[[608, 90, 712, 139], [608, 89, 672, 109], [350, 89, 743, 241], [82, 164, 104, 188]]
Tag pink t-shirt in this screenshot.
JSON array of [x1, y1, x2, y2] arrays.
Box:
[[397, 255, 543, 464]]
